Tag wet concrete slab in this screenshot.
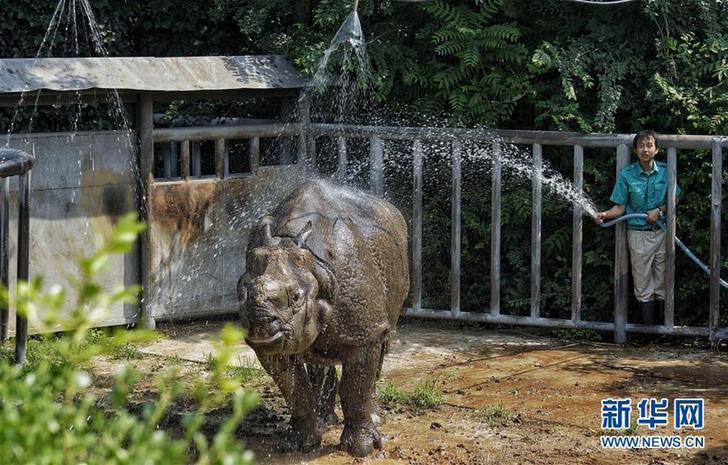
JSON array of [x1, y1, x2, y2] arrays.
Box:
[[141, 320, 728, 464]]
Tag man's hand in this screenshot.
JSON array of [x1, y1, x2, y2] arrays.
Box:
[[646, 208, 661, 224], [595, 212, 608, 225]]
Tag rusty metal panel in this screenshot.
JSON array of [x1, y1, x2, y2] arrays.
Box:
[[3, 131, 139, 333], [149, 167, 300, 320], [0, 56, 306, 94]]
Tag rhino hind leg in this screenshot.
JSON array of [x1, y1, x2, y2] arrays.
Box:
[[339, 339, 386, 457], [307, 364, 339, 428], [255, 353, 322, 452]]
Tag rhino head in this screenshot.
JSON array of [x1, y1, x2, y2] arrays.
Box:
[[238, 219, 332, 355]]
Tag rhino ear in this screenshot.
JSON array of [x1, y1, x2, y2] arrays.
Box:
[[296, 221, 313, 248]]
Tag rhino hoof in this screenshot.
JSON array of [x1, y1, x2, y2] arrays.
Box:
[[340, 426, 383, 457], [279, 427, 322, 453]]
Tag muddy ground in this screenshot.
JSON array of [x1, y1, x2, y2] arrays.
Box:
[[96, 319, 728, 465]]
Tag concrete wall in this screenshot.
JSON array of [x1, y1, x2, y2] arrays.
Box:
[[4, 130, 139, 333]]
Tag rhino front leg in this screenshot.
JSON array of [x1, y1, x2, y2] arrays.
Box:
[[308, 364, 339, 428], [256, 353, 321, 452], [339, 340, 385, 457]]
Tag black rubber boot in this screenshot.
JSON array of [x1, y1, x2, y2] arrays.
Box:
[[655, 300, 665, 326], [639, 300, 658, 325]]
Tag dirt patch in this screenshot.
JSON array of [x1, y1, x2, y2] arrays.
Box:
[[101, 320, 728, 465]]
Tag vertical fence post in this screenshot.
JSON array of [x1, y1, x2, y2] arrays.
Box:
[[14, 171, 30, 365], [0, 178, 8, 344], [614, 144, 630, 343], [531, 144, 542, 319], [370, 136, 384, 196], [250, 137, 260, 172], [709, 139, 722, 342], [451, 141, 462, 317], [180, 140, 190, 179], [337, 136, 348, 181], [490, 141, 502, 316], [163, 146, 172, 178], [412, 140, 423, 312], [191, 143, 201, 177], [665, 147, 677, 330], [572, 145, 584, 323], [137, 94, 155, 330], [215, 138, 225, 179]]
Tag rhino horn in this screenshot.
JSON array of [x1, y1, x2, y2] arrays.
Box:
[[296, 221, 313, 248]]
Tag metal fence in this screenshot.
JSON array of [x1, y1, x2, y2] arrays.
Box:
[[309, 124, 728, 343]]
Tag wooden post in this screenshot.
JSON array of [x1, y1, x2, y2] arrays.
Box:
[[490, 141, 502, 316], [370, 136, 384, 196], [531, 143, 542, 319], [665, 147, 677, 329], [337, 135, 348, 181], [451, 141, 462, 317], [709, 139, 722, 341], [136, 94, 155, 330], [215, 138, 225, 179], [412, 140, 423, 312], [180, 140, 190, 179], [614, 144, 630, 343], [250, 137, 260, 172], [572, 145, 584, 322]]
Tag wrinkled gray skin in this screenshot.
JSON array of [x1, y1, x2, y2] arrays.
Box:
[[237, 180, 409, 457]]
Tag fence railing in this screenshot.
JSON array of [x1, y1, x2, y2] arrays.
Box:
[[149, 121, 727, 343], [310, 124, 728, 343]]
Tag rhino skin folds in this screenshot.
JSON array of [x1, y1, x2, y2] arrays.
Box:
[[238, 180, 409, 457]]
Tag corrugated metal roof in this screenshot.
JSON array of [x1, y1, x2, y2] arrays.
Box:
[[0, 56, 307, 94]]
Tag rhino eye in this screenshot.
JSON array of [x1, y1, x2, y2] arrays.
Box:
[[292, 289, 304, 305]]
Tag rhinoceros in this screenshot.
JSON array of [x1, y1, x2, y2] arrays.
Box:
[[237, 180, 409, 456]]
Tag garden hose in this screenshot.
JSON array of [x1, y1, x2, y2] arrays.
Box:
[[599, 213, 728, 289]]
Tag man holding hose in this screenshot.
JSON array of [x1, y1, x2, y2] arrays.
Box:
[[595, 130, 680, 325]]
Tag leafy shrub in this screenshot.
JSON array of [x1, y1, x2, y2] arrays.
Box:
[[0, 213, 259, 465]]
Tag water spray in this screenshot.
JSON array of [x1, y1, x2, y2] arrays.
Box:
[[599, 213, 728, 289]]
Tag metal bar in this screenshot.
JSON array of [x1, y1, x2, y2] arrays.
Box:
[[370, 136, 384, 196], [572, 145, 584, 322], [337, 135, 348, 181], [14, 172, 30, 365], [215, 138, 225, 179], [402, 308, 712, 336], [180, 140, 190, 179], [250, 137, 260, 172], [191, 143, 201, 177], [136, 94, 155, 330], [0, 178, 8, 344], [665, 147, 677, 329], [451, 141, 462, 317], [531, 144, 542, 319], [490, 141, 502, 316], [310, 124, 728, 149], [709, 139, 722, 341], [614, 144, 631, 343], [412, 140, 423, 312]]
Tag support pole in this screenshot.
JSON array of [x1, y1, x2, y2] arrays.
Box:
[[137, 94, 155, 330], [14, 172, 30, 365], [614, 144, 630, 343]]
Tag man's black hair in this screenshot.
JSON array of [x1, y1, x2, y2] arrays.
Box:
[[633, 130, 658, 149]]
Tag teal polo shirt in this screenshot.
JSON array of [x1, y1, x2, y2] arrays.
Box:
[[609, 160, 681, 229]]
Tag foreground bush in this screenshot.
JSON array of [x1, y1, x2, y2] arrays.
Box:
[[0, 213, 258, 465]]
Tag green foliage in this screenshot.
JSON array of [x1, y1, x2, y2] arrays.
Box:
[[378, 379, 443, 410], [481, 402, 514, 426], [0, 214, 259, 465]]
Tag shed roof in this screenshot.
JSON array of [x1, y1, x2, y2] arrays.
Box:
[[0, 56, 307, 95]]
